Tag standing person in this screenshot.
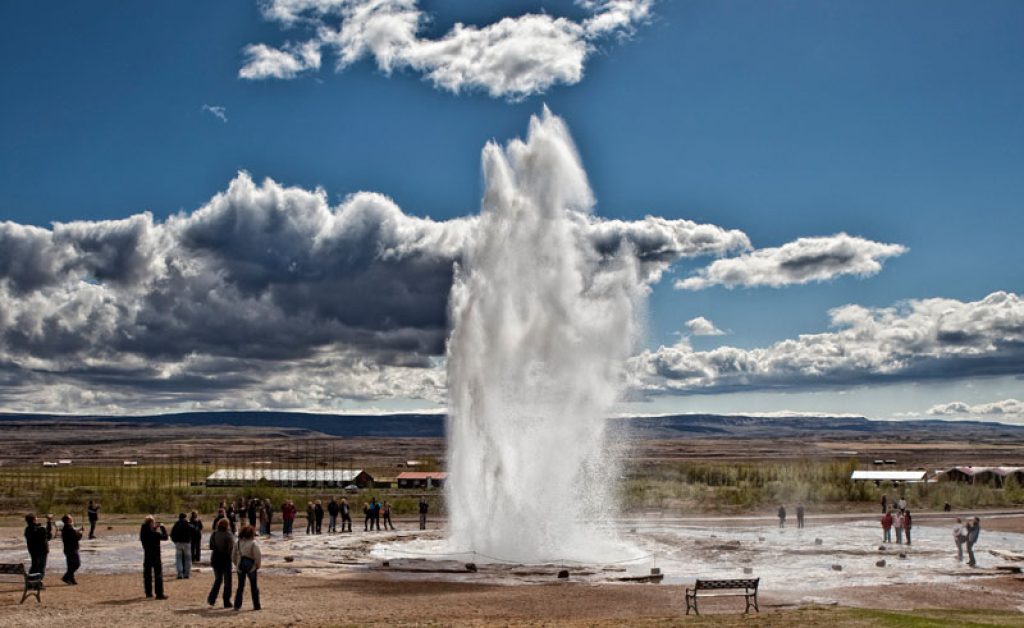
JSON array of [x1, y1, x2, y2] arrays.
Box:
[[904, 510, 913, 545], [418, 497, 429, 530], [327, 498, 339, 533], [282, 500, 296, 537], [371, 498, 382, 531], [170, 512, 193, 579], [897, 495, 907, 512], [894, 510, 904, 544], [264, 500, 274, 536], [965, 517, 981, 567], [382, 501, 395, 530], [953, 517, 966, 562], [314, 500, 324, 534], [24, 513, 53, 577], [214, 507, 228, 531], [881, 494, 888, 514], [881, 510, 893, 543], [363, 502, 372, 532], [189, 511, 204, 563], [232, 525, 262, 611], [306, 502, 315, 534], [247, 499, 258, 528], [777, 505, 786, 528], [60, 514, 83, 585], [258, 502, 269, 536], [796, 503, 805, 529], [140, 516, 169, 600], [341, 497, 352, 532], [227, 502, 238, 534], [207, 518, 234, 608], [87, 500, 100, 539]]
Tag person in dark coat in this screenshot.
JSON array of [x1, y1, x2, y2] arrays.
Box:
[[777, 505, 787, 528], [327, 498, 339, 533], [170, 512, 192, 578], [226, 503, 237, 534], [189, 511, 204, 563], [314, 500, 324, 534], [60, 514, 83, 584], [24, 513, 53, 577], [247, 499, 258, 527], [418, 497, 429, 530], [796, 503, 805, 529], [140, 515, 169, 599], [86, 500, 100, 539], [207, 517, 235, 608]]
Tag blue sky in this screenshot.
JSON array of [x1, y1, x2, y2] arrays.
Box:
[[1, 1, 1022, 419]]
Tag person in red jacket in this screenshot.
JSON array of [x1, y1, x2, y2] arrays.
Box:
[[881, 511, 893, 543], [281, 500, 297, 537]]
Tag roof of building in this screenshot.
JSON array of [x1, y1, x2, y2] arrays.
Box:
[[206, 469, 367, 482], [397, 471, 448, 480], [850, 470, 927, 481], [942, 466, 1024, 477]]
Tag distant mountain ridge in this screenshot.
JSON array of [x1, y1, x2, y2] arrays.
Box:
[[0, 411, 1021, 440]]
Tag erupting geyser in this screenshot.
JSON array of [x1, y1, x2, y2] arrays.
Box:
[[445, 109, 644, 562]]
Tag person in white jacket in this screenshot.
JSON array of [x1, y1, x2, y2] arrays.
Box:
[[231, 525, 262, 611]]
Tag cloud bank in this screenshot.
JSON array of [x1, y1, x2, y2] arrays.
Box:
[[240, 0, 654, 99], [676, 233, 907, 290], [0, 116, 756, 414], [630, 291, 1024, 395], [928, 398, 1024, 421]]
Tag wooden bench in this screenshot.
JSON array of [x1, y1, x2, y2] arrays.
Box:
[[685, 577, 759, 615], [0, 563, 43, 604]]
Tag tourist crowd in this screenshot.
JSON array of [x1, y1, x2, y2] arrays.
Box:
[[22, 494, 433, 610]]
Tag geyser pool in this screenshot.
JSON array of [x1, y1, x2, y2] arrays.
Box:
[[443, 109, 644, 563]]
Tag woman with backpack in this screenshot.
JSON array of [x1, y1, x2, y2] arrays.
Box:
[[232, 525, 262, 611]]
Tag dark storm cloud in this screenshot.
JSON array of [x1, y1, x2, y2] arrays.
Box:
[[0, 171, 749, 412]]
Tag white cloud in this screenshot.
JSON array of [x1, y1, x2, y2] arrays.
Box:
[[685, 316, 725, 336], [201, 104, 228, 123], [238, 40, 322, 80], [630, 291, 1024, 395], [675, 233, 908, 290], [240, 0, 654, 99], [928, 398, 1024, 420]]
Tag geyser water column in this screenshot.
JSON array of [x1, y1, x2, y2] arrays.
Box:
[[445, 109, 643, 563]]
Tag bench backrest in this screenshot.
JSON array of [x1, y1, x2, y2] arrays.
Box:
[[694, 578, 758, 590], [0, 564, 26, 575]]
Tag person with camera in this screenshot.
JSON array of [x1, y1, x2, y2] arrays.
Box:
[[139, 515, 169, 600], [24, 513, 53, 578]]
